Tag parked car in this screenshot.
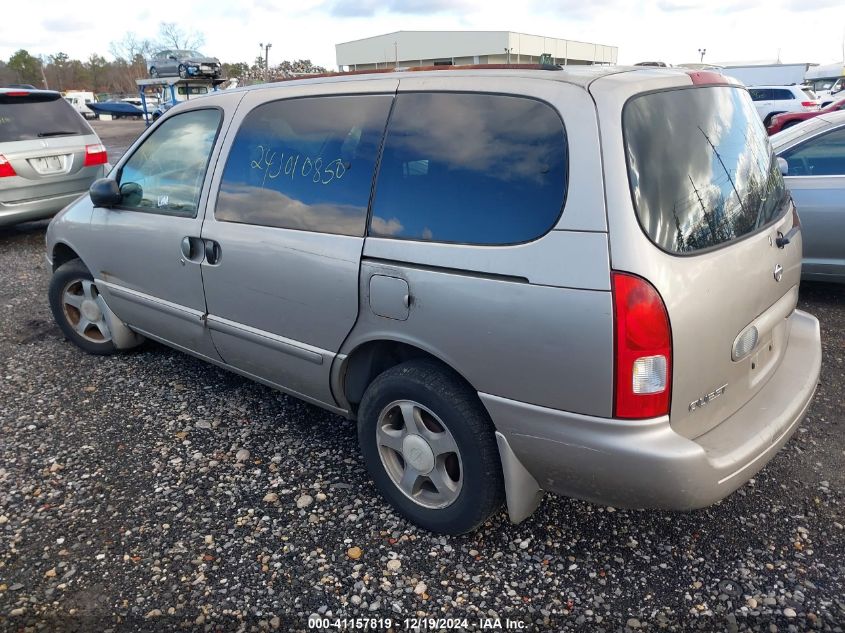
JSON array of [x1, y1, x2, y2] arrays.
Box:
[[45, 67, 821, 534], [808, 77, 844, 106], [768, 97, 845, 134], [1, 88, 108, 226], [64, 91, 97, 120], [771, 110, 845, 283], [148, 50, 221, 79], [748, 85, 820, 126]]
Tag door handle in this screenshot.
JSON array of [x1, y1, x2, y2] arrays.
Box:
[[180, 236, 204, 262], [204, 239, 222, 265]]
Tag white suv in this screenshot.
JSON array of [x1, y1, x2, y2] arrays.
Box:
[[748, 85, 820, 126]]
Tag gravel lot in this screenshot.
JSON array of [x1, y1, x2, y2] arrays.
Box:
[[0, 122, 843, 632]]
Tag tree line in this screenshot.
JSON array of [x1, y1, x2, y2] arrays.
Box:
[[0, 22, 328, 96]]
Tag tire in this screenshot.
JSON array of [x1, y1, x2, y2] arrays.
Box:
[[149, 66, 158, 78], [48, 259, 118, 356], [178, 64, 187, 79], [357, 360, 505, 534]]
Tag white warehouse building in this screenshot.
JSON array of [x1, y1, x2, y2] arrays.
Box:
[[335, 31, 618, 71]]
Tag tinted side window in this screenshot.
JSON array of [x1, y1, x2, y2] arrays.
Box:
[[369, 93, 567, 245], [216, 95, 392, 236], [748, 88, 770, 101], [773, 89, 794, 101], [118, 108, 221, 217], [782, 126, 845, 176]]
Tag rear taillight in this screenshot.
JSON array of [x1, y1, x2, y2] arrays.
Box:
[[612, 272, 672, 419], [83, 143, 108, 167], [0, 154, 16, 178], [801, 101, 817, 108]]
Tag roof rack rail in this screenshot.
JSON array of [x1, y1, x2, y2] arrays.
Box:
[[273, 63, 564, 83]]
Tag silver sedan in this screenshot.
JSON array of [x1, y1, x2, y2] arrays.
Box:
[[771, 110, 845, 283]]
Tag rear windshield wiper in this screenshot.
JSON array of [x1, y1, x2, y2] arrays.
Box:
[[37, 131, 77, 137]]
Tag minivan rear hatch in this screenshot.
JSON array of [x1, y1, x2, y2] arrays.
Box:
[[610, 82, 803, 439], [0, 91, 99, 202]]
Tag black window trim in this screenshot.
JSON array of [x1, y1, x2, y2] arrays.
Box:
[[112, 106, 224, 219], [213, 91, 397, 238], [621, 84, 791, 258], [365, 89, 570, 248]]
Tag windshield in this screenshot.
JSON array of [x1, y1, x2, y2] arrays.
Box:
[[0, 92, 91, 142], [624, 86, 788, 254]]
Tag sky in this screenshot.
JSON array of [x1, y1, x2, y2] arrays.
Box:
[[3, 0, 845, 70]]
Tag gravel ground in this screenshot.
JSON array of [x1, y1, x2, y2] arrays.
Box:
[[0, 126, 843, 632]]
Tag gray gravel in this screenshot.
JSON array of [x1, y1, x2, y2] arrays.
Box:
[[0, 130, 843, 631]]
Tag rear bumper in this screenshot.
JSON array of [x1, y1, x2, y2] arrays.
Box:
[[0, 190, 86, 226], [483, 309, 821, 512]]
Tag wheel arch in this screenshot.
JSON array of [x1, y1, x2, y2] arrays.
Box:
[[337, 337, 479, 416], [764, 111, 785, 126], [51, 242, 82, 272]]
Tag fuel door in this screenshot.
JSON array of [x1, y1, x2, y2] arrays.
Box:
[[369, 275, 410, 321]]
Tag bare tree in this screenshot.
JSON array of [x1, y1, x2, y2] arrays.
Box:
[[157, 22, 205, 51], [109, 32, 154, 63]]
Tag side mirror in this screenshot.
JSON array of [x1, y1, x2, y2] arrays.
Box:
[[89, 178, 122, 207], [777, 157, 789, 177]]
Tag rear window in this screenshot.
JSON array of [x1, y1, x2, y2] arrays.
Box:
[[0, 92, 91, 142], [624, 86, 787, 254], [801, 88, 818, 100]]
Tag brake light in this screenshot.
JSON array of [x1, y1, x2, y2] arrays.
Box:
[[685, 70, 726, 85], [801, 101, 816, 107], [83, 143, 107, 167], [791, 204, 801, 229], [6, 91, 30, 97], [612, 272, 672, 419], [0, 154, 16, 178]]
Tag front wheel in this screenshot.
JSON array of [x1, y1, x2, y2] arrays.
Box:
[[149, 66, 158, 78], [48, 259, 117, 355], [357, 360, 505, 534], [178, 64, 187, 78]]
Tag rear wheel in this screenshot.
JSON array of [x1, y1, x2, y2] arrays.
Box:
[[357, 360, 504, 534], [178, 64, 187, 79], [149, 66, 158, 78], [48, 259, 117, 355]]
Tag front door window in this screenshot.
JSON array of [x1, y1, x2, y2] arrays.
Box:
[[118, 108, 222, 217]]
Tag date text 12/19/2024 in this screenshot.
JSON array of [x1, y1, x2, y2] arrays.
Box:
[[308, 617, 528, 630]]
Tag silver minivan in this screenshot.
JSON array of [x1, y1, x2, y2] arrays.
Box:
[[46, 66, 822, 534]]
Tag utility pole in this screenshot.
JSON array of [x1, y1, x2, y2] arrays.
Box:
[[259, 42, 272, 82], [698, 48, 707, 63], [504, 47, 513, 64], [394, 41, 398, 67]]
